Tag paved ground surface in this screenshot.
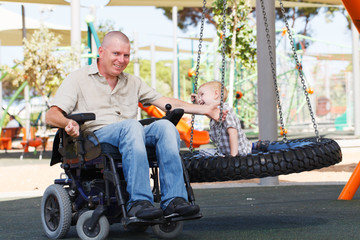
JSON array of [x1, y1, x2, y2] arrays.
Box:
[[1, 185, 360, 239], [0, 135, 360, 239]]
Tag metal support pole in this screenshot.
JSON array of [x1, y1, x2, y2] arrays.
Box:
[[256, 0, 279, 185], [352, 23, 360, 136], [172, 6, 179, 98], [90, 5, 97, 58], [21, 5, 31, 141], [71, 0, 81, 67], [133, 32, 140, 78]]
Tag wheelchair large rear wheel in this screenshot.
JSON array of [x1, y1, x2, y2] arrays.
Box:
[[41, 184, 72, 239], [151, 221, 183, 239], [76, 210, 110, 240]]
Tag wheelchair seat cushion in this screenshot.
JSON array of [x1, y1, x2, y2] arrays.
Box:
[[100, 143, 158, 164]]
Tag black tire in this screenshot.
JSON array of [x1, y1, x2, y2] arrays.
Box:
[[151, 221, 184, 239], [41, 184, 72, 239], [182, 137, 342, 182], [76, 210, 109, 240]]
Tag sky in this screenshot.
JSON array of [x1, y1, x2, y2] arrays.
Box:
[[0, 1, 218, 66], [0, 1, 353, 67]]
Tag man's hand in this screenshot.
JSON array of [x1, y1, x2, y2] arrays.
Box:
[[206, 103, 228, 122], [65, 120, 80, 138]]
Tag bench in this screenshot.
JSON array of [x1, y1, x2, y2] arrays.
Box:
[[0, 127, 22, 151]]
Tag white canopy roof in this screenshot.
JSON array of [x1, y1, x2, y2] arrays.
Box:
[[0, 0, 343, 7], [0, 7, 86, 46]]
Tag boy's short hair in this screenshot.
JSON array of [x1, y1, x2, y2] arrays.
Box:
[[199, 81, 228, 101]]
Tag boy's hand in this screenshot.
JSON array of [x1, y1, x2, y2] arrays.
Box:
[[65, 119, 80, 138], [191, 93, 198, 104]]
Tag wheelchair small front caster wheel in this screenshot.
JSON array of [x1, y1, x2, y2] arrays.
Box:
[[76, 210, 109, 240], [151, 221, 183, 239]]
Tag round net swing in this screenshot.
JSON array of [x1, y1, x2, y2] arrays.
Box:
[[181, 0, 342, 183]]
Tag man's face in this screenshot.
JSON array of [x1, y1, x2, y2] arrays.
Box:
[[98, 39, 130, 78]]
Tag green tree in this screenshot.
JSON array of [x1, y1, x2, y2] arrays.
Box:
[[3, 27, 77, 103], [212, 0, 256, 70], [157, 7, 215, 31]]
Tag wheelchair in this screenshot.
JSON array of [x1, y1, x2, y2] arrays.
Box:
[[40, 105, 202, 239]]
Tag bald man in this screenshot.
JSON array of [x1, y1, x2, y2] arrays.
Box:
[[46, 31, 225, 220]]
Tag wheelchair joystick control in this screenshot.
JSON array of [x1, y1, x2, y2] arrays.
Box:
[[165, 104, 172, 116]]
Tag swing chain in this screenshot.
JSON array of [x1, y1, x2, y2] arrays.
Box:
[[259, 0, 288, 142], [214, 0, 228, 156], [278, 0, 320, 141], [190, 0, 207, 152]]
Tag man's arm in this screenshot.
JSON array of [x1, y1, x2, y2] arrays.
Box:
[[151, 96, 227, 121], [45, 106, 80, 137], [227, 127, 239, 157]]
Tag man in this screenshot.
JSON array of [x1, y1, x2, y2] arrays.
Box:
[[46, 31, 226, 220]]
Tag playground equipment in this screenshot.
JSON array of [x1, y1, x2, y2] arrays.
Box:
[[341, 0, 360, 33], [139, 103, 209, 148], [181, 0, 342, 183], [337, 0, 360, 201]]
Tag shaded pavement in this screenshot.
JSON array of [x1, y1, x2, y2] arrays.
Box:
[[1, 185, 360, 239]]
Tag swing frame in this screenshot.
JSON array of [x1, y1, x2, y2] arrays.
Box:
[[183, 0, 342, 183]]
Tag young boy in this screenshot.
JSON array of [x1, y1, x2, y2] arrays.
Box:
[[192, 81, 252, 156]]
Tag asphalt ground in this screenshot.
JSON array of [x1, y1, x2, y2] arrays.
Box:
[[1, 184, 360, 240]]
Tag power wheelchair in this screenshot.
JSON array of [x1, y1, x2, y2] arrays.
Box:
[[40, 105, 202, 239]]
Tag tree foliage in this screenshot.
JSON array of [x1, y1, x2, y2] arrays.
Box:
[[2, 27, 77, 99], [212, 0, 257, 71], [157, 6, 215, 31], [158, 1, 257, 71]]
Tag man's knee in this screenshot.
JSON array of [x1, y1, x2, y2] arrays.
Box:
[[151, 120, 180, 143], [155, 119, 178, 132], [119, 119, 144, 134]]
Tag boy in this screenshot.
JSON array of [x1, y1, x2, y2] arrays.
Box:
[[192, 81, 252, 156]]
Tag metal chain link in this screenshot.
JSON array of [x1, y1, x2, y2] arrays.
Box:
[[259, 0, 288, 142], [278, 0, 320, 141], [214, 0, 227, 155], [189, 0, 207, 152]]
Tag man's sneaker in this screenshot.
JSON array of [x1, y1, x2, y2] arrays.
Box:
[[128, 200, 163, 220], [163, 197, 200, 218]]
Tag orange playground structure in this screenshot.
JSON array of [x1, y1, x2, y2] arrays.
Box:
[[139, 103, 209, 148], [338, 0, 360, 200]]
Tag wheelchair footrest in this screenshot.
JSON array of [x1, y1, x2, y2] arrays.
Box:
[[122, 212, 203, 227], [123, 216, 163, 227], [164, 212, 203, 222]]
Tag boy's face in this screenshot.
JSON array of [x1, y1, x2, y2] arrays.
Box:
[[198, 85, 218, 105]]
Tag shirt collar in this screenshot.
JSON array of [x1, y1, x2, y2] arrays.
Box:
[[88, 59, 100, 75]]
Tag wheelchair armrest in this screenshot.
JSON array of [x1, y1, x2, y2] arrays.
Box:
[[162, 108, 184, 126], [67, 113, 96, 125], [139, 105, 184, 127], [139, 118, 158, 126]]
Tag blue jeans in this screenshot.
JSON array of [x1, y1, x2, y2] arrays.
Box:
[[94, 119, 187, 210]]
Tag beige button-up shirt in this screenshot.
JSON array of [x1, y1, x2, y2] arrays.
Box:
[[51, 61, 162, 132]]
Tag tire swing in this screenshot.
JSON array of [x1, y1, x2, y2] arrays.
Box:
[[181, 0, 342, 183]]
